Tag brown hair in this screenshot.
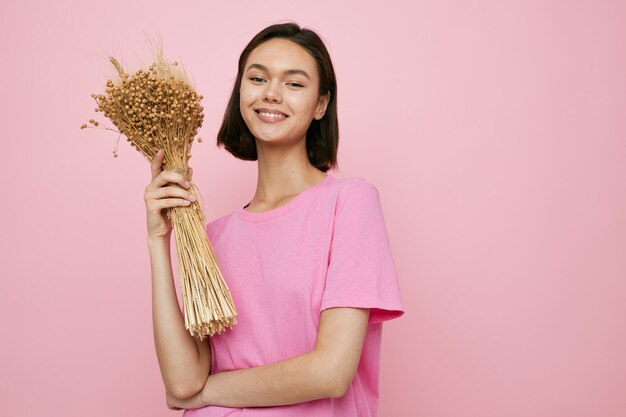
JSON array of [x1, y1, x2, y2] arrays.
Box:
[[216, 22, 339, 172]]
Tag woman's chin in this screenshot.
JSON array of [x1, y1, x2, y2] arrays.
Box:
[[252, 131, 303, 146]]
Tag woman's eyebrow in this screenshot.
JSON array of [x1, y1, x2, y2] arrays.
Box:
[[245, 63, 311, 80]]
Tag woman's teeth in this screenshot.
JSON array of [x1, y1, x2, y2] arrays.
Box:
[[259, 111, 285, 118]]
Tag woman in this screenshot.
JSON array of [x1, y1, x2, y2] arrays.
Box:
[[144, 22, 404, 416]]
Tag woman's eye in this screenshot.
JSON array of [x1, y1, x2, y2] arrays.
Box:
[[249, 77, 265, 82], [287, 82, 304, 87]]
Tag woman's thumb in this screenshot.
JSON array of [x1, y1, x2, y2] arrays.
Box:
[[150, 149, 164, 178]]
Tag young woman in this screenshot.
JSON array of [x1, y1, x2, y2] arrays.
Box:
[[143, 22, 404, 416]]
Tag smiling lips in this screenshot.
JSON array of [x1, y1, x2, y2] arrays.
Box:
[[255, 108, 288, 123]]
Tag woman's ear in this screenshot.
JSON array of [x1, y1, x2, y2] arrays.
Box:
[[314, 92, 331, 120]]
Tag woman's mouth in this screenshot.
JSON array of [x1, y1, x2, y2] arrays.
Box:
[[255, 109, 288, 123]]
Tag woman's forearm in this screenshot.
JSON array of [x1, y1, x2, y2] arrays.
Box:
[[200, 350, 340, 408], [149, 236, 211, 399]]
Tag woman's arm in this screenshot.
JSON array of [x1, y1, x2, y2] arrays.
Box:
[[149, 236, 211, 399], [144, 150, 210, 400], [166, 307, 370, 409]]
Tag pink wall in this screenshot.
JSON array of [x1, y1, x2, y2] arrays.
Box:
[[1, 1, 625, 416]]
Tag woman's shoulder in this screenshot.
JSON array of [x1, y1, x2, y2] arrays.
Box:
[[328, 174, 381, 202], [205, 211, 235, 242], [329, 174, 369, 189]]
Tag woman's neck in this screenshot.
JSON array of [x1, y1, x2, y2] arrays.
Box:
[[249, 139, 327, 208]]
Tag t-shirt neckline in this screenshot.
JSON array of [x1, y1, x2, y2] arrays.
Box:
[[236, 174, 334, 223]]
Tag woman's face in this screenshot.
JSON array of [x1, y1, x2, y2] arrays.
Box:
[[239, 38, 329, 146]]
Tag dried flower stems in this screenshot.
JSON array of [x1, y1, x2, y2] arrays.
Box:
[[82, 49, 237, 339], [171, 196, 236, 336]]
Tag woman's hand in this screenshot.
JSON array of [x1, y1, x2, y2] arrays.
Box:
[[144, 149, 197, 240]]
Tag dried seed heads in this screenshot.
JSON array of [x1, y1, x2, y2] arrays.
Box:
[[83, 53, 204, 160]]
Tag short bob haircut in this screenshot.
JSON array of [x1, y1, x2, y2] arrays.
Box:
[[217, 22, 339, 172]]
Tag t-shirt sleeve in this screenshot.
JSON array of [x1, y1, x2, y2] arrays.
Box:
[[205, 213, 228, 243], [320, 180, 405, 324]]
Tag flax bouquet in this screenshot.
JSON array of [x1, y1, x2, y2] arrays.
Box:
[[82, 49, 237, 339]]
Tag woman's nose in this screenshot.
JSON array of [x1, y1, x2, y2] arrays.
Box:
[[263, 82, 282, 103]]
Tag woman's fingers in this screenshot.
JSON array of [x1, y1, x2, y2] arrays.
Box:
[[148, 170, 190, 191], [148, 185, 197, 202], [144, 185, 197, 214], [150, 149, 165, 180], [146, 197, 193, 213], [144, 151, 195, 239], [149, 149, 192, 189]]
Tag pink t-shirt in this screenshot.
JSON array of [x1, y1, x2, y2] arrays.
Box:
[[185, 173, 405, 417]]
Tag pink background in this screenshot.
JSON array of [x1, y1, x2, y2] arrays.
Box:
[[1, 1, 625, 416]]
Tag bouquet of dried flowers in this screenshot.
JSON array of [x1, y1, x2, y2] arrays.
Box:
[[81, 47, 237, 339]]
